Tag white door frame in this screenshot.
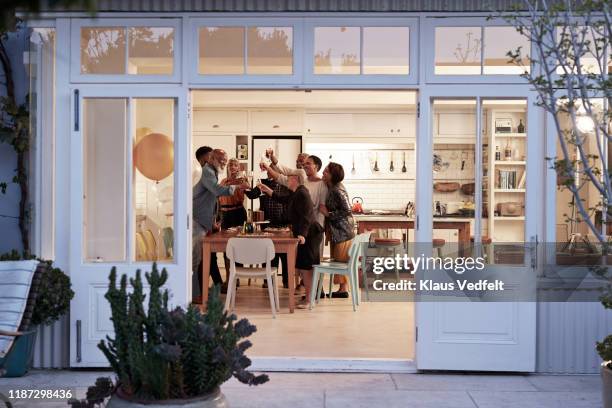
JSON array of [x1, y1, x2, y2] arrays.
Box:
[[69, 85, 189, 367], [415, 84, 542, 371]]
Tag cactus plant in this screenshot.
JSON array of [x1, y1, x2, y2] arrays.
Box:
[[70, 263, 267, 406]]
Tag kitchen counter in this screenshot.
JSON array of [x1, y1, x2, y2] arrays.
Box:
[[355, 215, 472, 253], [353, 214, 474, 223]]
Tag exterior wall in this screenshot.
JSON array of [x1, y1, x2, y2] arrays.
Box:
[[9, 12, 610, 372], [0, 28, 29, 254], [537, 302, 612, 374]]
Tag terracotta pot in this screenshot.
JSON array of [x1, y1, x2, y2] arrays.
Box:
[[603, 363, 612, 408], [107, 387, 229, 408]]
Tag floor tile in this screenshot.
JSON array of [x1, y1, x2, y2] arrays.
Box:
[[469, 391, 601, 408], [392, 373, 536, 391], [224, 387, 324, 408], [325, 390, 477, 408], [223, 372, 396, 390], [525, 375, 602, 392]]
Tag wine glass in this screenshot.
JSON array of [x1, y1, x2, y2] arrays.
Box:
[[246, 171, 254, 190]]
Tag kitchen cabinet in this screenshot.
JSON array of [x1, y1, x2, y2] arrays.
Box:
[[305, 112, 414, 137], [305, 113, 354, 135], [193, 110, 248, 133], [352, 113, 415, 137], [251, 110, 303, 134], [434, 112, 476, 144]]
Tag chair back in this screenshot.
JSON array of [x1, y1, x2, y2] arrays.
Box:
[[348, 232, 371, 275], [226, 238, 275, 265]]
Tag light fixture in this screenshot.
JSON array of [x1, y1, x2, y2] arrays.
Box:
[[576, 106, 595, 134]]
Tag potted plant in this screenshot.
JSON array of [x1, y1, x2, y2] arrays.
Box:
[[69, 263, 267, 407], [0, 251, 74, 377]]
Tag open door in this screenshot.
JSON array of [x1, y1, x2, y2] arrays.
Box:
[[415, 96, 537, 372], [69, 88, 188, 367]]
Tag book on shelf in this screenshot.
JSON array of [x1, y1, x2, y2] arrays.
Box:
[[517, 170, 526, 189], [497, 169, 517, 189]]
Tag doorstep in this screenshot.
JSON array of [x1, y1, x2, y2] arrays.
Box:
[[250, 357, 417, 373]]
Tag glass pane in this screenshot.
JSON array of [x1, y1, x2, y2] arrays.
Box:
[[432, 99, 476, 259], [199, 27, 244, 75], [555, 99, 605, 265], [483, 100, 527, 265], [128, 27, 174, 75], [247, 27, 293, 74], [435, 27, 482, 75], [81, 27, 126, 74], [363, 27, 409, 75], [556, 26, 603, 74], [83, 99, 127, 262], [483, 27, 530, 74], [314, 27, 360, 75], [133, 99, 175, 262]]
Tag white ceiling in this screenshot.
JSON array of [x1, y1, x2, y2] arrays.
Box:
[[191, 90, 418, 109]]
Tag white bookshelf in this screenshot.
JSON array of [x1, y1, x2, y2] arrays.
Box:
[[487, 108, 527, 244]]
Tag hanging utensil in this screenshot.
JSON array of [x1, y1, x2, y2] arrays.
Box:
[[461, 151, 468, 171], [389, 152, 394, 172], [373, 152, 379, 172], [401, 151, 407, 173], [351, 153, 356, 175]]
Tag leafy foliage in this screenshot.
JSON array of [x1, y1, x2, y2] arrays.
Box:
[[0, 251, 73, 327], [31, 263, 74, 326], [89, 263, 267, 404]]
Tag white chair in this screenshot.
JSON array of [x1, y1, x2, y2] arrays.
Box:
[[225, 238, 279, 318], [310, 232, 371, 311]]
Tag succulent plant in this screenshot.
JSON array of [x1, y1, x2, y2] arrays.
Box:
[[69, 263, 267, 406]]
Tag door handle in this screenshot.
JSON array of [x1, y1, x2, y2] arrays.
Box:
[[76, 320, 82, 363]]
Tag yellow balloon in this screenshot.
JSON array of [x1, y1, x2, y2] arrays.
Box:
[[133, 133, 174, 182]]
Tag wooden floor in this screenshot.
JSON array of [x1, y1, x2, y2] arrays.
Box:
[[224, 278, 414, 360]]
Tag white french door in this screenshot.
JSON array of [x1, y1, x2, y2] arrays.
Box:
[[69, 87, 189, 367], [414, 88, 540, 371]]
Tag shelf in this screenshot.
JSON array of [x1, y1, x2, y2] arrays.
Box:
[[494, 161, 526, 165], [494, 216, 525, 221], [494, 133, 527, 138], [494, 189, 525, 193]]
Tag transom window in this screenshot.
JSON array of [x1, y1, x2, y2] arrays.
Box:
[[198, 26, 293, 75], [313, 26, 410, 75], [434, 26, 530, 75], [80, 26, 174, 75]]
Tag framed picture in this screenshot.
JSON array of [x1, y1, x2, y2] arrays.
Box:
[[495, 118, 513, 133]]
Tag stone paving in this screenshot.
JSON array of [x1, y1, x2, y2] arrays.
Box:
[[0, 370, 603, 407]]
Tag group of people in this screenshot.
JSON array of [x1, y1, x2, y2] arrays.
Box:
[[192, 145, 355, 309]]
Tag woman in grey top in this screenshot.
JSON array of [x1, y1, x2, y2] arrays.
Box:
[[319, 162, 355, 298]]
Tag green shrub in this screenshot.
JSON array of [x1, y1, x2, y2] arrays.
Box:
[[74, 263, 267, 404]]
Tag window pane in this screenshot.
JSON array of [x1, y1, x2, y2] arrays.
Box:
[[81, 27, 126, 74], [435, 27, 482, 75], [556, 26, 603, 75], [483, 27, 530, 74], [199, 27, 244, 75], [83, 99, 127, 262], [314, 27, 360, 75], [133, 99, 175, 262], [247, 27, 293, 75], [363, 27, 409, 75], [555, 99, 605, 265], [128, 27, 174, 75]]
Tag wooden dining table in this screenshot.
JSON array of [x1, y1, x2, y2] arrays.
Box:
[[201, 230, 299, 313]]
